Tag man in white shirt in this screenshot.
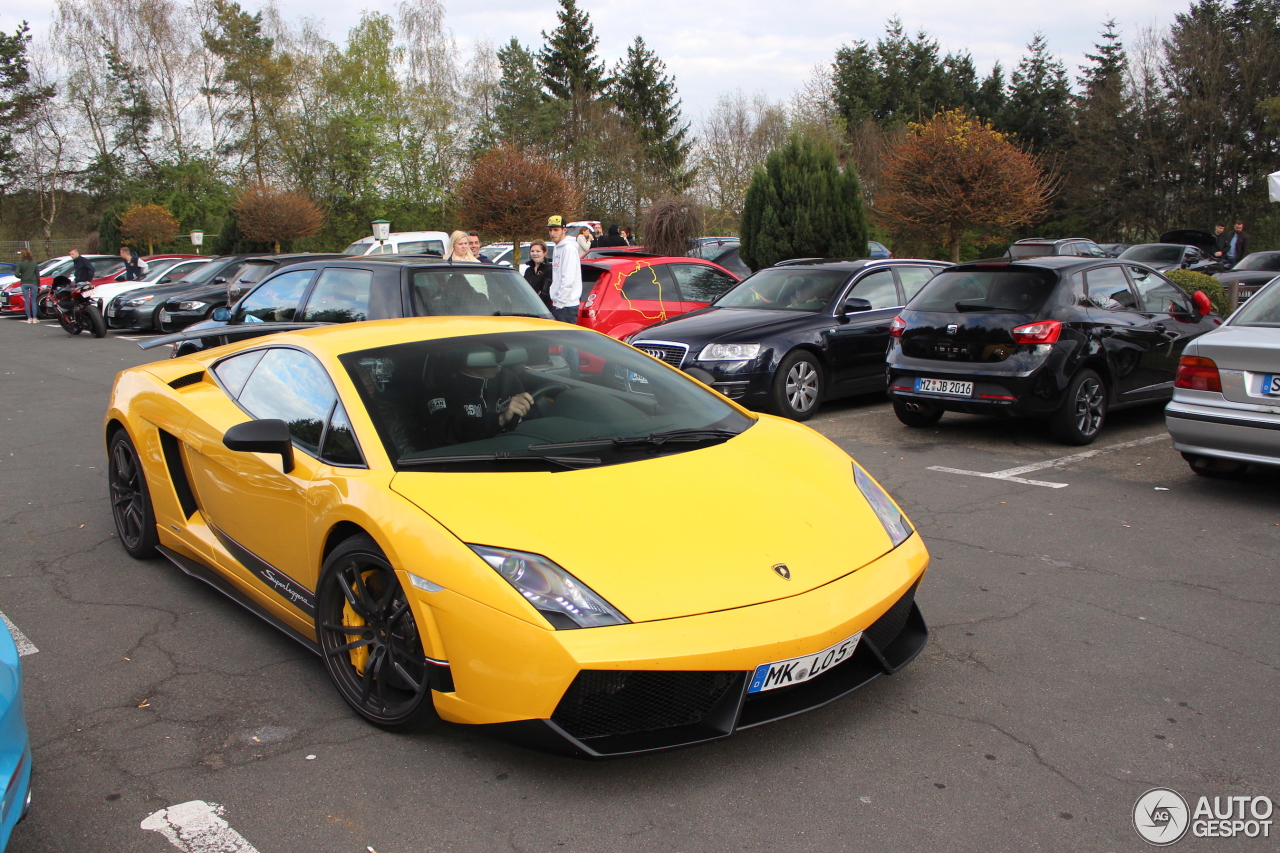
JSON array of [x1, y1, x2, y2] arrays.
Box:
[[546, 215, 582, 324]]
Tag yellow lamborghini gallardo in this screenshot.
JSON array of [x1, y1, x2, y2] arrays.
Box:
[[105, 317, 928, 756]]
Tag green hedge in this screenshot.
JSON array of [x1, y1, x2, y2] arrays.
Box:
[[1166, 269, 1229, 316]]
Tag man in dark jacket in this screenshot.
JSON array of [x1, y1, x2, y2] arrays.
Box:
[[593, 224, 628, 249], [1227, 221, 1250, 265], [425, 347, 533, 445], [69, 248, 95, 283], [1212, 223, 1230, 261]]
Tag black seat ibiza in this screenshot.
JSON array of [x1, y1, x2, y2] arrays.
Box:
[[886, 257, 1221, 444]]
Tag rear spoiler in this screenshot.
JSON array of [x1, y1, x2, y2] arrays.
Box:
[[138, 322, 331, 350]]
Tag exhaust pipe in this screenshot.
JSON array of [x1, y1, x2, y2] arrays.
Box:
[[904, 402, 925, 413]]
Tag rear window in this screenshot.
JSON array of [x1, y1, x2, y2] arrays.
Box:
[[343, 242, 373, 255], [909, 268, 1059, 314], [1227, 279, 1280, 327], [1118, 245, 1183, 263], [1007, 244, 1056, 259]]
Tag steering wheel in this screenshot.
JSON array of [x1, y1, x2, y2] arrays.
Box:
[[530, 383, 569, 411]]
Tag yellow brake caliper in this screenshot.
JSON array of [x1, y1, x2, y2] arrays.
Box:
[[342, 572, 374, 675]]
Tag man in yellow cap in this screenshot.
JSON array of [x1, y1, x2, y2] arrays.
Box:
[[546, 215, 582, 324]]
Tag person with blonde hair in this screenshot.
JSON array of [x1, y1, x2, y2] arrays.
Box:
[[445, 230, 478, 263]]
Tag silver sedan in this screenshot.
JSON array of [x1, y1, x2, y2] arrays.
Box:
[[1166, 276, 1280, 475]]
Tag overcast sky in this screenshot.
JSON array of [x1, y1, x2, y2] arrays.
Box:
[[4, 0, 1190, 120]]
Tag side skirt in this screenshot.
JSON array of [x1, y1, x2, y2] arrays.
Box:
[[156, 544, 320, 655]]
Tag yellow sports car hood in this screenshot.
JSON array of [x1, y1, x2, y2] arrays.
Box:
[[389, 419, 898, 623]]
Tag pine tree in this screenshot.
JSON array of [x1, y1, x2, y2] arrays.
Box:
[[1064, 20, 1132, 238], [0, 22, 55, 191], [1000, 34, 1072, 151], [495, 38, 556, 147], [739, 135, 868, 270], [611, 36, 692, 192], [538, 0, 609, 128]]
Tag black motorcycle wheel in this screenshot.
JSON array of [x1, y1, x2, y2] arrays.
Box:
[[108, 431, 159, 558], [57, 309, 79, 335], [316, 535, 439, 731], [87, 304, 107, 338]]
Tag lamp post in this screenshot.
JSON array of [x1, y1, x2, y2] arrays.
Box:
[[190, 230, 204, 255], [372, 220, 391, 251]]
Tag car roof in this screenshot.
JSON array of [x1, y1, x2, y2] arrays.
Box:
[[769, 258, 938, 270], [263, 255, 518, 269], [180, 316, 576, 363], [1012, 238, 1094, 246], [956, 256, 1128, 272]]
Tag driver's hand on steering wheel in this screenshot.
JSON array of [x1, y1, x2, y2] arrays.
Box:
[[498, 392, 534, 427]]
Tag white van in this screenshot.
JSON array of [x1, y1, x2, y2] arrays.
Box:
[[343, 230, 449, 257]]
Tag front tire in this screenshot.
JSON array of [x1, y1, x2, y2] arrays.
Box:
[[87, 304, 107, 338], [316, 535, 439, 730], [1050, 368, 1106, 445], [108, 431, 159, 558], [771, 351, 824, 421], [893, 398, 944, 427]]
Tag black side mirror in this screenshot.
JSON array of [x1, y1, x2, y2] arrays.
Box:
[[213, 277, 227, 285], [223, 419, 295, 473], [841, 297, 873, 319], [211, 306, 232, 322]]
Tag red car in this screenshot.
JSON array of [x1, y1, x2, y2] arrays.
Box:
[[1, 254, 197, 317], [578, 255, 741, 339]]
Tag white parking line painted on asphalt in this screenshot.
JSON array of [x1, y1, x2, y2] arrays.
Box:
[[142, 801, 261, 853], [0, 610, 38, 656], [927, 434, 1171, 488]]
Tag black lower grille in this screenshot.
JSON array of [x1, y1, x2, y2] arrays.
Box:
[[552, 670, 738, 740], [864, 581, 919, 652]]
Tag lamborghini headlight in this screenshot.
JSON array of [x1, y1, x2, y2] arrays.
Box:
[[469, 545, 629, 629], [853, 463, 913, 547], [698, 342, 761, 361]]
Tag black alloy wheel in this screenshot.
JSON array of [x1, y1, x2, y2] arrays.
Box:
[[316, 535, 438, 730], [771, 350, 824, 421], [108, 431, 160, 558], [893, 398, 944, 428], [1050, 368, 1106, 445]]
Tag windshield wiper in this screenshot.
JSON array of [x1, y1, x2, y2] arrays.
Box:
[[398, 451, 600, 469], [530, 428, 741, 452]]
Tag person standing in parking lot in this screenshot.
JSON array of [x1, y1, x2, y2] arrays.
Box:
[[468, 232, 495, 264], [15, 249, 40, 323], [1212, 222, 1230, 261], [523, 240, 552, 308], [547, 215, 582, 323], [594, 225, 628, 249], [1228, 221, 1250, 265], [120, 246, 147, 280], [69, 248, 94, 285], [445, 231, 478, 263]]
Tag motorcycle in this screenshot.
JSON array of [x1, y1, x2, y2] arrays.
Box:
[[42, 275, 107, 338]]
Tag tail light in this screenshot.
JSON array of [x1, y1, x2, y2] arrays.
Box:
[[1011, 320, 1062, 344], [1175, 355, 1222, 392], [889, 316, 906, 338]]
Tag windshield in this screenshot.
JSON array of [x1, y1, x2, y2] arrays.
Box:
[[173, 259, 232, 286], [1119, 245, 1183, 263], [409, 267, 552, 318], [341, 329, 753, 469], [1229, 278, 1280, 326], [714, 268, 848, 311], [909, 268, 1059, 314], [1233, 253, 1280, 272], [343, 242, 373, 255], [139, 258, 184, 281]]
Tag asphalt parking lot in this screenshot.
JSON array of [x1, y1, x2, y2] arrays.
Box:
[[1, 317, 1277, 852]]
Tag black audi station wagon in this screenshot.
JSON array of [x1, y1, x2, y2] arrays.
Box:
[[630, 258, 949, 420], [885, 257, 1221, 444]]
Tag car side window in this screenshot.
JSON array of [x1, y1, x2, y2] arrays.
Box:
[[895, 267, 939, 304], [300, 268, 374, 323], [320, 401, 363, 465], [619, 264, 674, 301], [667, 263, 738, 303], [212, 350, 266, 398], [236, 348, 338, 456], [1086, 266, 1139, 310], [233, 269, 314, 324], [849, 269, 900, 309], [1128, 266, 1193, 315]]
